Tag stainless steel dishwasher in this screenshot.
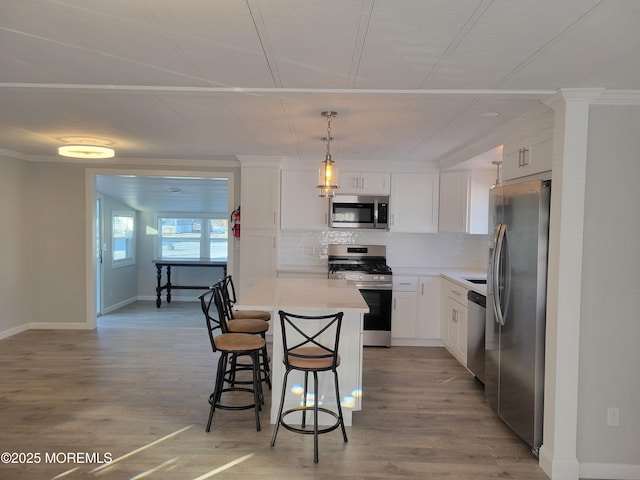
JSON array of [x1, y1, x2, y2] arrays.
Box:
[[467, 290, 486, 385]]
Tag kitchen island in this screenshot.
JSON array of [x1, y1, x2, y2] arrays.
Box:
[[234, 277, 369, 426]]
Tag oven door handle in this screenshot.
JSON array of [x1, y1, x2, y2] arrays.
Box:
[[351, 282, 393, 290]]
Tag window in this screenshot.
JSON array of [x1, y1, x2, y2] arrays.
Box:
[[112, 212, 135, 266], [158, 216, 228, 260]]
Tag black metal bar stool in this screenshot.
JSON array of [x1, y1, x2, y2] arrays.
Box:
[[270, 310, 348, 463], [212, 281, 272, 390], [198, 288, 265, 431]]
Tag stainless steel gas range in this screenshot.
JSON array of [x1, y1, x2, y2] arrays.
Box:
[[328, 244, 392, 347]]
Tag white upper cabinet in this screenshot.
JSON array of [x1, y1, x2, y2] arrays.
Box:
[[502, 128, 553, 181], [280, 170, 329, 230], [389, 173, 439, 233], [339, 171, 390, 195], [241, 165, 280, 230], [439, 169, 495, 234]]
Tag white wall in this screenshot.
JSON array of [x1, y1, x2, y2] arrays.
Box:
[[29, 162, 88, 326], [0, 156, 30, 336], [101, 194, 138, 312], [578, 105, 640, 469]]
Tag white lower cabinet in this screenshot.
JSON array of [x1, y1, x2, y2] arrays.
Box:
[[441, 279, 468, 365], [417, 276, 441, 340], [391, 275, 441, 346], [391, 276, 418, 340]]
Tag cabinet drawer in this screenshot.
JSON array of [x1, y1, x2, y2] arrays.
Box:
[[393, 276, 418, 292], [443, 279, 467, 305]]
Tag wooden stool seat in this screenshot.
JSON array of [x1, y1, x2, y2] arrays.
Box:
[[215, 333, 265, 352], [227, 318, 269, 335], [232, 309, 271, 321]]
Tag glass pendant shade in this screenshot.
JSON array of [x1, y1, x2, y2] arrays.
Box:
[[316, 110, 340, 198], [317, 154, 339, 197]]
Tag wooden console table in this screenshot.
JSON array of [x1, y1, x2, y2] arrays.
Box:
[[153, 259, 227, 307]]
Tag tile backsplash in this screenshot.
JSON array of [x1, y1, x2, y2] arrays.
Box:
[[279, 230, 489, 269]]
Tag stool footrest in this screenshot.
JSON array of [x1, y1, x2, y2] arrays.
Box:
[[278, 407, 342, 435], [209, 389, 263, 411]]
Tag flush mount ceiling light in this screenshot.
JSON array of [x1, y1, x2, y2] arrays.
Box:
[[58, 145, 115, 159], [316, 111, 340, 198]]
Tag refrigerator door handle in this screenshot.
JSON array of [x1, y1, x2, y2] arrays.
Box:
[[501, 225, 511, 325], [492, 223, 506, 325]]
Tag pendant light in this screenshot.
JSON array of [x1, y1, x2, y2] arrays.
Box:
[[316, 111, 340, 197], [492, 160, 502, 188]]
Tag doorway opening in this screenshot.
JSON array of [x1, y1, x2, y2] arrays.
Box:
[[85, 169, 236, 329]]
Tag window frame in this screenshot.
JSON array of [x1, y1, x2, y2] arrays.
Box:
[[156, 213, 228, 261], [111, 210, 136, 267]]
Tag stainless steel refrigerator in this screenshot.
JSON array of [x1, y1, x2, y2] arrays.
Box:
[[485, 179, 551, 454]]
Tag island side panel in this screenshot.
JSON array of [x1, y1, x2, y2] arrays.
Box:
[[269, 309, 364, 426]]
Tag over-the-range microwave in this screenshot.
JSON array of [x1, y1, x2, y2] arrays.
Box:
[[329, 195, 389, 230]]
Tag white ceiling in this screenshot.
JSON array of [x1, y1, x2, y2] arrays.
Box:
[[2, 0, 640, 209]]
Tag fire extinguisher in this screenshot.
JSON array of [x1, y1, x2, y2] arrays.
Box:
[[231, 206, 241, 238]]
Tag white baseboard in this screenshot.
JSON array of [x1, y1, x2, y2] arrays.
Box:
[[0, 323, 29, 340], [579, 462, 640, 479], [390, 338, 444, 347], [102, 296, 138, 314], [538, 445, 579, 479], [29, 322, 92, 330], [538, 445, 640, 479]]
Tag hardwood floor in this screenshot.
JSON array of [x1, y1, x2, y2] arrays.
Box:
[[0, 301, 549, 479]]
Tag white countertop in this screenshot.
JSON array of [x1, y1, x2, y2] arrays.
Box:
[[441, 272, 487, 296], [236, 277, 370, 313], [277, 265, 487, 296]]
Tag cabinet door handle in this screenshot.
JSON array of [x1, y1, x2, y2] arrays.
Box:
[[421, 284, 424, 295], [522, 147, 529, 166], [361, 177, 365, 190], [393, 298, 396, 310]]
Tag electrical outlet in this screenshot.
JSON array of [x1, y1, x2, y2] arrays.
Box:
[[607, 407, 620, 427]]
